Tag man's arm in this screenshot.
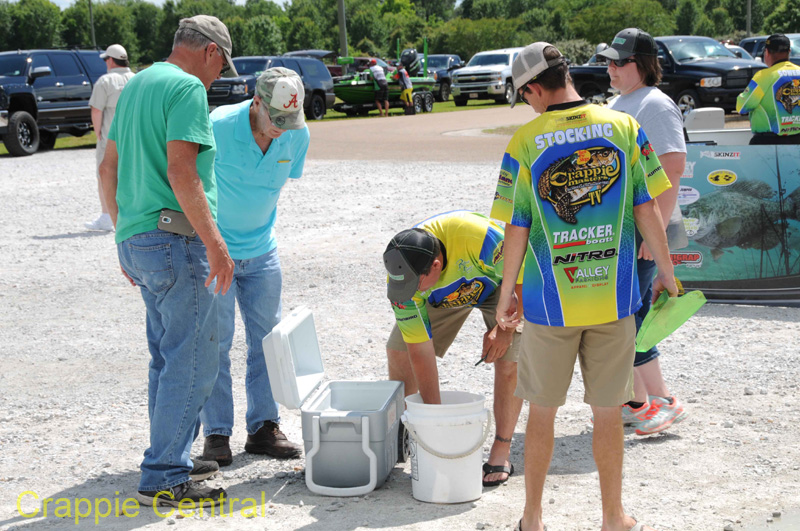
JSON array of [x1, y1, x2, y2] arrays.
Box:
[[91, 107, 103, 140], [406, 340, 440, 404], [99, 139, 119, 223], [482, 282, 523, 363], [166, 140, 234, 295], [496, 224, 529, 330], [736, 78, 762, 114], [633, 199, 678, 302], [639, 151, 685, 260]]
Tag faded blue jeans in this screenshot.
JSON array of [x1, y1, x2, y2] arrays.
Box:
[[200, 248, 282, 436], [117, 229, 220, 492]]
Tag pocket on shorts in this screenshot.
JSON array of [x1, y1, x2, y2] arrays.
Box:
[[129, 243, 175, 294]]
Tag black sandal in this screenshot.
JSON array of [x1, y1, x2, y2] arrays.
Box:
[[482, 462, 514, 487]]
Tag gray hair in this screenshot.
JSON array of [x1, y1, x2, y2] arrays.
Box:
[[172, 26, 213, 51]]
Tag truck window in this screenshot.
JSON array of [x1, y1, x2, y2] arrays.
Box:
[[79, 51, 106, 76], [29, 54, 54, 73], [281, 58, 302, 76], [49, 53, 82, 76], [0, 55, 28, 76], [299, 59, 323, 80]]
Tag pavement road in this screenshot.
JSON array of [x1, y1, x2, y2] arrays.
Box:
[[306, 105, 534, 162]]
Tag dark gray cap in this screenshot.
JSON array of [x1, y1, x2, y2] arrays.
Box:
[[597, 28, 657, 60], [766, 34, 791, 53], [384, 228, 436, 303]]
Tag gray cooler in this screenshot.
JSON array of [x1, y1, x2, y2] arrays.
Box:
[[263, 307, 404, 497]]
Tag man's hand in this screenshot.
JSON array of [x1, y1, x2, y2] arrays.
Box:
[[121, 266, 136, 287], [482, 325, 514, 364], [205, 241, 234, 295], [495, 290, 520, 331], [652, 270, 678, 303], [638, 241, 654, 261]]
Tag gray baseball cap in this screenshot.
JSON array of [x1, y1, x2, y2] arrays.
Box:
[[255, 67, 306, 130], [510, 42, 565, 108], [179, 15, 238, 77], [597, 28, 657, 61], [383, 228, 437, 303]]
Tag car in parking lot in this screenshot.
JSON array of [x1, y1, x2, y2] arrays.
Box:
[[739, 34, 800, 63], [451, 48, 523, 106], [207, 55, 335, 120]]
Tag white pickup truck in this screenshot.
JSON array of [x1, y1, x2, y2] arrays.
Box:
[[450, 47, 523, 107]]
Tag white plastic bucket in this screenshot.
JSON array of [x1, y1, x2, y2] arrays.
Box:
[[401, 391, 491, 504]]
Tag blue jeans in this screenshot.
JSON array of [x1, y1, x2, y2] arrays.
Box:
[[117, 230, 220, 492], [634, 257, 660, 366], [200, 248, 282, 436]]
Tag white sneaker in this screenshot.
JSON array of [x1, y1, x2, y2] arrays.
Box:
[[85, 214, 114, 232]]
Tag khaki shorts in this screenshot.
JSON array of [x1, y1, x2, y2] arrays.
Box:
[[515, 315, 635, 407], [386, 289, 520, 363]]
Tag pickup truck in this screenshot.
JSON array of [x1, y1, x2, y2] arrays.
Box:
[[568, 36, 766, 113], [425, 54, 465, 101], [451, 48, 523, 106], [207, 55, 335, 120], [0, 49, 106, 156]]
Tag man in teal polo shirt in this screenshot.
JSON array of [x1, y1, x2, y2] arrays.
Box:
[[200, 68, 310, 467], [99, 15, 236, 507]]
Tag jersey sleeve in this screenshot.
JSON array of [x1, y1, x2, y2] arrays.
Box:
[[391, 296, 432, 344], [736, 76, 764, 115], [491, 144, 533, 228], [631, 125, 671, 206]]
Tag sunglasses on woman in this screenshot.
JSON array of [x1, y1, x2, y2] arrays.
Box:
[[607, 57, 636, 67]]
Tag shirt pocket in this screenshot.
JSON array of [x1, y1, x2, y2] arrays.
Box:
[[264, 159, 293, 189]]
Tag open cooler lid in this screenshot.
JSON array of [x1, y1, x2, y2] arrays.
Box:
[[263, 307, 325, 409]]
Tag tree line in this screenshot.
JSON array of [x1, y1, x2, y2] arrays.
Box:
[[0, 0, 797, 67]]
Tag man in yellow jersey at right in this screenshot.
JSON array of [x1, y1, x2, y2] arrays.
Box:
[[492, 42, 677, 531], [736, 33, 800, 145]]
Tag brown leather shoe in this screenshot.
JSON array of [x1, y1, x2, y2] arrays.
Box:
[[244, 421, 301, 459], [202, 434, 233, 467]]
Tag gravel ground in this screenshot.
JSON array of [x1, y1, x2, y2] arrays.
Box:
[[1, 144, 799, 531]]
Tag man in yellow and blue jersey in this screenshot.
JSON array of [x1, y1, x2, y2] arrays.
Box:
[[736, 33, 800, 145], [492, 42, 677, 531], [384, 210, 523, 487]]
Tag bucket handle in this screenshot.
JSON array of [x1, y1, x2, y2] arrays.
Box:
[[305, 415, 378, 497], [401, 409, 492, 460]]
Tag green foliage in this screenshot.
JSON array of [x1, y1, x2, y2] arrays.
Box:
[[763, 0, 800, 34], [724, 0, 765, 35], [570, 0, 674, 45], [93, 2, 139, 59], [414, 0, 456, 21], [708, 7, 733, 36], [244, 0, 282, 19], [428, 17, 524, 59], [244, 15, 284, 55], [0, 1, 12, 51], [10, 0, 61, 49], [471, 0, 507, 20], [128, 0, 163, 64], [694, 14, 715, 37], [675, 0, 698, 35], [554, 39, 594, 65]]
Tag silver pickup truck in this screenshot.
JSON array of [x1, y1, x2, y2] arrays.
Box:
[[451, 47, 523, 107]]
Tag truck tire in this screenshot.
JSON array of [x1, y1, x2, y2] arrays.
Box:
[[423, 92, 434, 112], [38, 130, 57, 151], [413, 93, 424, 114], [496, 82, 514, 104], [437, 81, 451, 102], [454, 96, 468, 107], [305, 93, 326, 121], [676, 89, 700, 114], [3, 111, 39, 156]]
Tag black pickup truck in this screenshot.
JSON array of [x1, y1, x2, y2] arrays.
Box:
[[569, 36, 765, 113], [0, 49, 107, 156]]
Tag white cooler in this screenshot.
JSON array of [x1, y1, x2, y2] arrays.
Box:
[[263, 307, 404, 497]]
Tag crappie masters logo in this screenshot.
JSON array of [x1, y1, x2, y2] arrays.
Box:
[[538, 147, 621, 224], [776, 79, 800, 113], [432, 280, 485, 309]]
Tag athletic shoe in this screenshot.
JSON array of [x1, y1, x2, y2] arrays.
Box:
[[635, 396, 688, 435], [621, 402, 660, 426], [189, 458, 220, 481], [136, 480, 226, 508], [84, 214, 114, 232]]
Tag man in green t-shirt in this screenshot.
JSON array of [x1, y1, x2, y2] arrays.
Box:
[[99, 15, 237, 508]]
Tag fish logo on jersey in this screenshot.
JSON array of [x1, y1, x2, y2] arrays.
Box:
[[434, 280, 485, 309], [777, 79, 800, 113], [538, 146, 621, 224]]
